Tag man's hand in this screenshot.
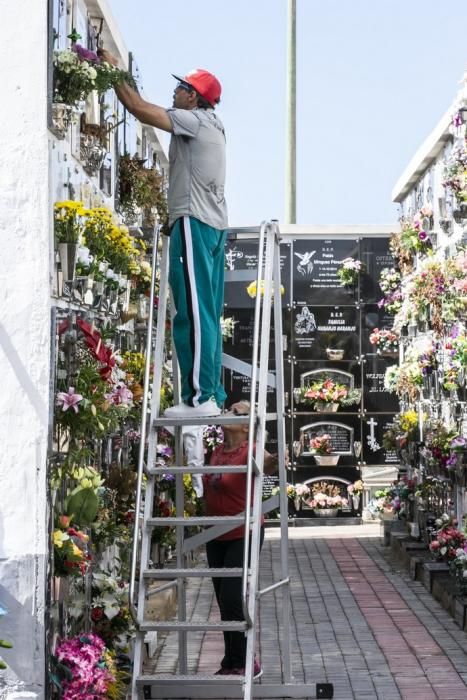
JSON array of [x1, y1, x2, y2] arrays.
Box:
[[97, 48, 119, 67]]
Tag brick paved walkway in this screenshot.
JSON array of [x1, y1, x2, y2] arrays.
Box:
[[147, 525, 467, 699]]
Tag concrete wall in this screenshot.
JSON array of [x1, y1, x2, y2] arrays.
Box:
[[0, 1, 50, 696]]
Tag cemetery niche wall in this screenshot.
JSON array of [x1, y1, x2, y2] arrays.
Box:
[[223, 232, 399, 519]]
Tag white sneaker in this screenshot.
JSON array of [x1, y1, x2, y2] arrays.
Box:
[[164, 397, 221, 419]]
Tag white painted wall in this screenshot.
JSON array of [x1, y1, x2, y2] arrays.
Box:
[[0, 0, 50, 696]]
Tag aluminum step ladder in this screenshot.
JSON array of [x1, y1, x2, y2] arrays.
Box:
[[129, 221, 327, 699]]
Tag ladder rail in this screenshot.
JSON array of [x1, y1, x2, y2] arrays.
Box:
[[244, 223, 277, 698], [272, 224, 293, 682], [241, 220, 268, 626], [129, 223, 162, 621]]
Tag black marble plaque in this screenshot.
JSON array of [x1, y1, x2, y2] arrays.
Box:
[[262, 474, 280, 499], [291, 305, 360, 360], [292, 238, 360, 305], [361, 304, 399, 355], [224, 239, 291, 308], [292, 414, 361, 468], [361, 413, 399, 466], [360, 237, 395, 304], [299, 420, 354, 455], [292, 360, 362, 413], [362, 356, 400, 413], [222, 308, 291, 361], [223, 363, 290, 413]]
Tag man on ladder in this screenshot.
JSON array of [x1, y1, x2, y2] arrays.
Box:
[[100, 49, 228, 420]]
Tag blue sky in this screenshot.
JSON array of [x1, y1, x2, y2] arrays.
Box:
[[109, 0, 467, 227]]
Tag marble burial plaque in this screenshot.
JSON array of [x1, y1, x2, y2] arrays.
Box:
[[362, 356, 400, 413], [360, 237, 395, 304], [222, 308, 292, 361], [223, 366, 280, 412], [299, 420, 354, 456], [361, 304, 398, 355], [224, 239, 291, 308], [292, 238, 360, 305], [262, 474, 280, 500], [362, 414, 399, 466], [292, 304, 359, 360]]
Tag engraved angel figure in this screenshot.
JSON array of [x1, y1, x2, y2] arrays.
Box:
[[294, 250, 316, 276]]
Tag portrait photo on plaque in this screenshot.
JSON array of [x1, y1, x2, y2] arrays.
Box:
[[361, 413, 399, 466], [292, 238, 360, 306], [359, 236, 394, 304], [291, 304, 360, 361], [362, 356, 400, 413]]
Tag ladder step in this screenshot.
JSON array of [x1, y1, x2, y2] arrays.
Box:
[[147, 465, 248, 476], [137, 674, 243, 684], [139, 620, 247, 632], [147, 516, 245, 527], [152, 412, 277, 428], [143, 567, 243, 579]]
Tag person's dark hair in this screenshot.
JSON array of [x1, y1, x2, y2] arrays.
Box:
[[195, 93, 214, 109]]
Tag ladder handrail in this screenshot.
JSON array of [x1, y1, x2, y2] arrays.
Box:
[[241, 220, 269, 626], [129, 223, 161, 621]]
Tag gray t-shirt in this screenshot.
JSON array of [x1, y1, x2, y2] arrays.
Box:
[[166, 107, 228, 230]]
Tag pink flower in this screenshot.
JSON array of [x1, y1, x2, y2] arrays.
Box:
[[56, 387, 83, 413]]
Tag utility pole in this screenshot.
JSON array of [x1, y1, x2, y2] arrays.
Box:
[[285, 0, 296, 224]]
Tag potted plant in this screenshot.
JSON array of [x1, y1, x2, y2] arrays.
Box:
[[305, 481, 348, 517], [309, 434, 339, 466], [300, 377, 361, 412], [118, 153, 168, 227]]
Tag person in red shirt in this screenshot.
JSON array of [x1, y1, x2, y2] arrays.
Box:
[[203, 400, 278, 677]]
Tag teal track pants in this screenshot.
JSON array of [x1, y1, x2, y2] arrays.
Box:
[[168, 216, 227, 407]]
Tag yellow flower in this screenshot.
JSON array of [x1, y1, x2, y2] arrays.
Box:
[[71, 543, 83, 558], [53, 530, 69, 548]]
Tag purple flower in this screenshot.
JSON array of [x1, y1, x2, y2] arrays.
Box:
[[450, 436, 467, 450], [72, 43, 99, 63], [418, 230, 428, 241], [56, 387, 83, 413], [377, 298, 386, 308], [453, 112, 463, 128]]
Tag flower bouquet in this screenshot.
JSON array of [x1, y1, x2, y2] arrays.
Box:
[[306, 482, 348, 517], [246, 280, 285, 298], [336, 257, 363, 286], [429, 514, 466, 562], [347, 479, 365, 510], [300, 377, 361, 412], [369, 328, 399, 356], [220, 316, 237, 339], [377, 267, 402, 315], [51, 633, 121, 699], [309, 433, 339, 466]]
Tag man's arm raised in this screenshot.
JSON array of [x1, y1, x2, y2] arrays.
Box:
[[98, 49, 173, 133]]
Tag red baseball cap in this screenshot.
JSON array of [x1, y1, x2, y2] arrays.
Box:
[[172, 69, 222, 107]]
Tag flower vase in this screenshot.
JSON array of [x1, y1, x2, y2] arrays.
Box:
[[380, 511, 394, 521], [294, 496, 301, 512], [58, 242, 78, 282], [352, 494, 360, 511], [137, 294, 150, 322], [314, 401, 339, 413], [121, 302, 138, 323], [53, 576, 69, 603], [326, 348, 344, 361], [80, 133, 107, 175], [314, 454, 340, 466], [314, 507, 338, 518], [51, 102, 74, 139]]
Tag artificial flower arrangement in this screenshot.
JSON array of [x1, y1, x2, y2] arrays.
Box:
[[309, 434, 333, 455], [347, 480, 365, 496], [53, 515, 90, 578], [442, 142, 467, 205], [246, 280, 285, 298], [377, 267, 402, 315], [203, 424, 224, 452], [369, 328, 399, 355], [51, 633, 122, 699], [399, 214, 433, 255], [421, 422, 466, 472], [295, 483, 311, 499], [53, 42, 135, 107], [306, 481, 348, 510], [429, 514, 466, 562], [383, 352, 422, 402], [300, 377, 361, 411], [220, 316, 238, 339], [336, 257, 363, 286]]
